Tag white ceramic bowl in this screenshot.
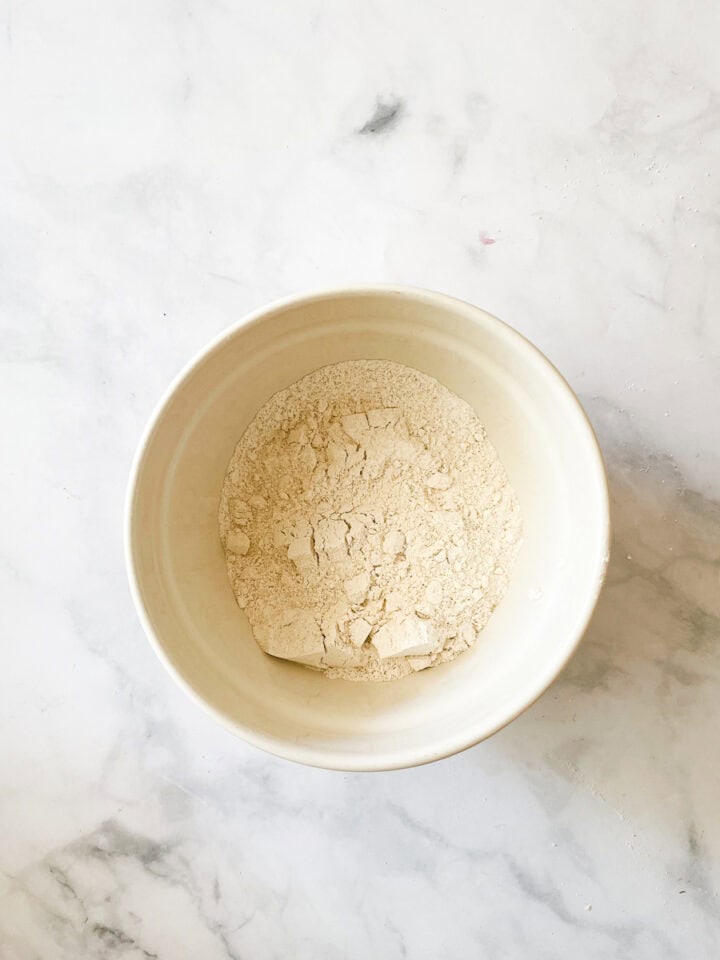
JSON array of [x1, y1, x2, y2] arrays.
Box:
[[126, 287, 609, 771]]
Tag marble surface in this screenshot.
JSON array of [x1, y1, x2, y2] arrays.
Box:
[[2, 0, 719, 956]]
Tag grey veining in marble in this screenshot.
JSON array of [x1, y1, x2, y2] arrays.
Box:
[[1, 0, 719, 957]]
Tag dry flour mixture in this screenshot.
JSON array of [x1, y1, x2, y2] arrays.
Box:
[[219, 360, 521, 681]]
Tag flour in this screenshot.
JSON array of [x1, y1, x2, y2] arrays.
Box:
[[219, 360, 521, 681]]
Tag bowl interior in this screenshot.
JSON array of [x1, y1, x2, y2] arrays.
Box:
[[128, 289, 608, 769]]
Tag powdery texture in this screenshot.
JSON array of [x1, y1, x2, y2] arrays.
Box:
[[219, 360, 521, 681]]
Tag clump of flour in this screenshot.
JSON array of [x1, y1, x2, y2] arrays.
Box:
[[219, 360, 521, 681]]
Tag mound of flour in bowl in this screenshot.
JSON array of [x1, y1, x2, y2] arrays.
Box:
[[219, 360, 521, 681]]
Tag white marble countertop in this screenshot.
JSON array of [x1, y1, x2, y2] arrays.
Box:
[[2, 1, 720, 956]]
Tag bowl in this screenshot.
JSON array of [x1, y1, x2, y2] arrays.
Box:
[[125, 286, 609, 771]]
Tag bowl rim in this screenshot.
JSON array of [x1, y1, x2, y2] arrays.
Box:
[[125, 284, 611, 771]]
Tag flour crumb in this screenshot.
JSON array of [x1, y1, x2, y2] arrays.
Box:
[[219, 360, 521, 681]]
